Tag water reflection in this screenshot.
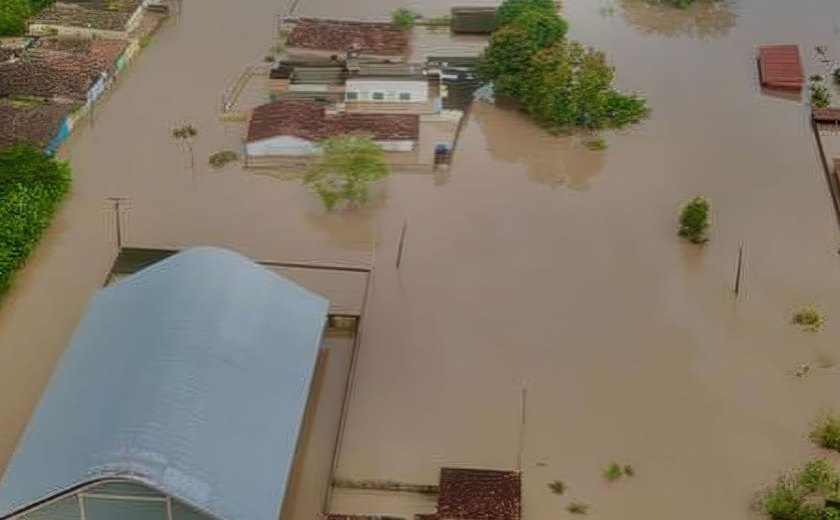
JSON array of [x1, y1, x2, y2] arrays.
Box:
[[473, 102, 606, 190], [614, 0, 737, 39]]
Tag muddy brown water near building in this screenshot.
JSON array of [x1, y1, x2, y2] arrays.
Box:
[[2, 1, 840, 519]]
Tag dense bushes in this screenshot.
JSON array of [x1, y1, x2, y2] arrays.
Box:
[[0, 145, 71, 301], [477, 0, 648, 132], [762, 459, 840, 520], [0, 0, 54, 36]]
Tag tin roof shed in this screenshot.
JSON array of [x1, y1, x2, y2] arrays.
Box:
[[0, 247, 329, 520]]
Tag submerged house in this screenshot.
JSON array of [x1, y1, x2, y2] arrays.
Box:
[[0, 38, 126, 104], [284, 18, 410, 62], [0, 100, 69, 149], [246, 99, 419, 157], [0, 247, 342, 520]]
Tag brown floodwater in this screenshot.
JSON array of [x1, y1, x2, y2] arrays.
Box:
[[2, 0, 840, 519]]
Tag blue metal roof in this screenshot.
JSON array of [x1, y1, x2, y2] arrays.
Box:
[[0, 248, 329, 520]]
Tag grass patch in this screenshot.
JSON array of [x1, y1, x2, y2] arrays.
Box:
[[0, 144, 72, 305], [810, 82, 832, 109], [138, 34, 152, 48], [834, 68, 840, 85], [547, 480, 565, 495], [792, 306, 826, 332], [584, 137, 608, 151], [812, 412, 840, 451], [567, 502, 590, 515], [420, 14, 451, 26], [209, 150, 239, 169]]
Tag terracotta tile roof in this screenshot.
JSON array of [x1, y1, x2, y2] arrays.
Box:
[[286, 18, 410, 57], [32, 1, 142, 31], [247, 100, 419, 143], [758, 45, 803, 91], [436, 468, 521, 520], [0, 39, 125, 101], [0, 100, 68, 148]]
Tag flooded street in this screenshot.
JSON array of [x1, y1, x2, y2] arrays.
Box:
[[2, 0, 840, 518]]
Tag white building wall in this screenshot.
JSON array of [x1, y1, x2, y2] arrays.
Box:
[[247, 136, 415, 156], [345, 79, 429, 103], [247, 136, 317, 157]]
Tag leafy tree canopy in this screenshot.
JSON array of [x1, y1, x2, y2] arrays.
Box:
[[303, 134, 389, 211]]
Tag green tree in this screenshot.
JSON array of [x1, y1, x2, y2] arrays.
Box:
[[172, 124, 198, 169], [0, 0, 31, 36], [495, 0, 556, 26], [478, 0, 648, 131], [303, 134, 389, 211], [477, 9, 567, 99]]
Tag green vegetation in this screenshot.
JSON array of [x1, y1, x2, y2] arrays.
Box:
[[0, 0, 30, 36], [834, 69, 840, 85], [208, 150, 239, 169], [303, 134, 389, 211], [0, 145, 71, 303], [0, 0, 55, 36], [811, 412, 840, 451], [567, 502, 590, 515], [391, 7, 417, 27], [603, 462, 623, 482], [138, 34, 152, 48], [547, 480, 565, 495], [810, 82, 832, 109], [584, 137, 608, 151], [792, 306, 826, 333], [603, 461, 634, 481], [478, 0, 648, 132], [678, 196, 710, 244], [761, 459, 840, 520]]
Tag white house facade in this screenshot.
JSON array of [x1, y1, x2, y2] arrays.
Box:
[[345, 79, 430, 103]]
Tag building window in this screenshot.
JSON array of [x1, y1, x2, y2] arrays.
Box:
[[346, 91, 359, 101], [399, 92, 411, 101], [372, 92, 385, 101]]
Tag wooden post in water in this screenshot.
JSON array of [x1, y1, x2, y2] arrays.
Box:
[[396, 221, 408, 270], [517, 381, 527, 471], [105, 196, 130, 249], [734, 243, 744, 296]]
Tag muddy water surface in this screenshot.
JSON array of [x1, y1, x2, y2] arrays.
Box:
[[1, 1, 840, 519]]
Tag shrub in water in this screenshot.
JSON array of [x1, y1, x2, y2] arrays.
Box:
[[391, 8, 416, 27], [812, 413, 840, 451], [547, 480, 565, 494], [792, 306, 826, 332], [678, 196, 710, 244], [567, 501, 590, 515], [603, 462, 623, 482], [810, 83, 832, 109]]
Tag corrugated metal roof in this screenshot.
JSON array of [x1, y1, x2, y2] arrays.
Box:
[[0, 248, 329, 520]]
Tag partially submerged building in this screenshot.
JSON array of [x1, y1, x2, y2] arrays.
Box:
[[0, 100, 69, 149], [0, 247, 351, 520], [29, 0, 150, 39], [246, 99, 419, 157], [0, 38, 126, 104], [285, 18, 410, 62]]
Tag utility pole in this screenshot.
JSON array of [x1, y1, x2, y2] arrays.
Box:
[[517, 380, 527, 471], [395, 221, 408, 269], [104, 196, 131, 249], [734, 243, 744, 296]]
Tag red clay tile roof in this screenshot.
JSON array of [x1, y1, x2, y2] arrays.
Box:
[[32, 1, 142, 31], [286, 18, 410, 57], [0, 39, 125, 101], [247, 100, 419, 143], [0, 100, 68, 148], [758, 45, 803, 91], [436, 468, 521, 520]]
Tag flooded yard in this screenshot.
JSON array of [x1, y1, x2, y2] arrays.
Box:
[[1, 0, 840, 519]]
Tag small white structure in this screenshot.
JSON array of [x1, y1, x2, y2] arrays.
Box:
[[345, 78, 430, 103], [246, 100, 420, 157]]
